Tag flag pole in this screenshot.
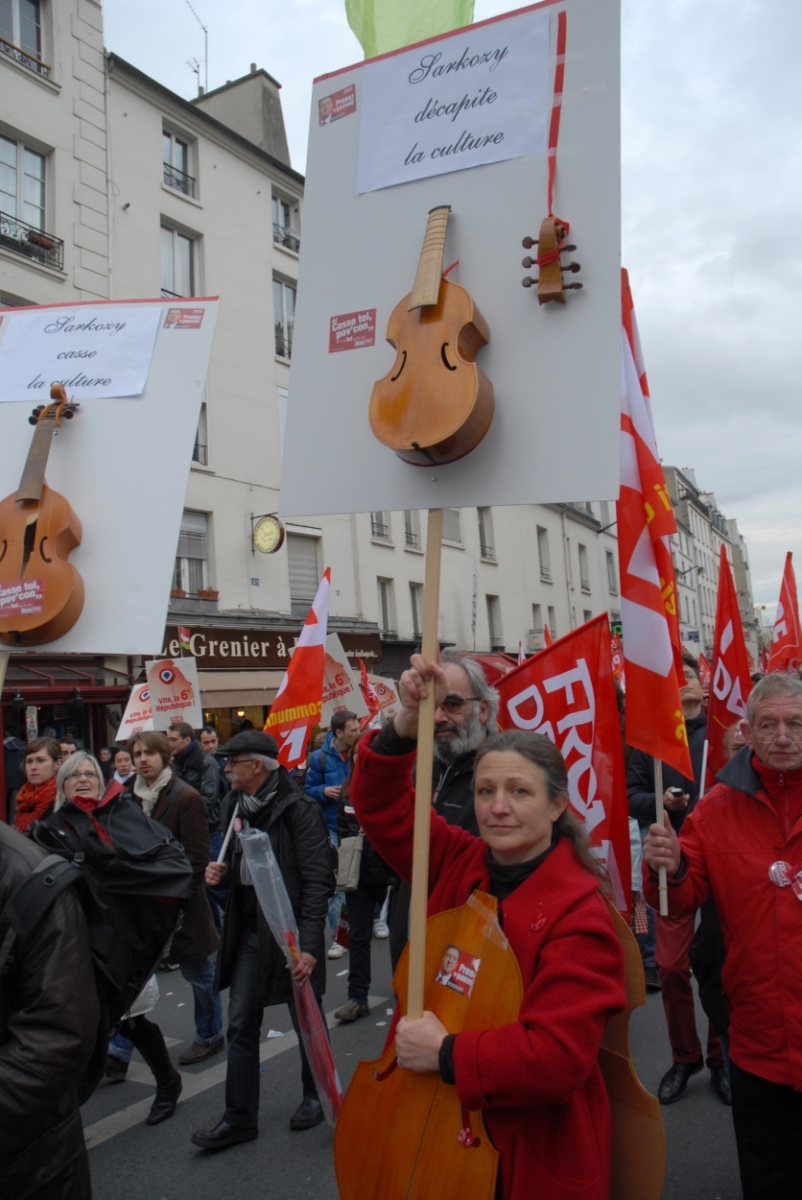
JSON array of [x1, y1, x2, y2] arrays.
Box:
[[699, 738, 709, 798], [653, 757, 668, 916], [407, 508, 443, 1021]]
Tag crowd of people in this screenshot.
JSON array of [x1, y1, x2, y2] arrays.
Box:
[[2, 647, 801, 1199]]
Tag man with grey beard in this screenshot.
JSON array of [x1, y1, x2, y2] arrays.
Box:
[[387, 650, 499, 967]]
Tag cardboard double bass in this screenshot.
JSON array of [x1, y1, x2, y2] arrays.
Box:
[[334, 210, 664, 1200]]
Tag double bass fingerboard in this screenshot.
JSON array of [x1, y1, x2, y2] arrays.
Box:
[[407, 205, 452, 311]]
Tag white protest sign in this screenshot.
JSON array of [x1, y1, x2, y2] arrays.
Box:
[[146, 657, 203, 731], [369, 674, 401, 721], [357, 8, 549, 194], [118, 682, 154, 739], [0, 305, 161, 402], [322, 634, 370, 725]]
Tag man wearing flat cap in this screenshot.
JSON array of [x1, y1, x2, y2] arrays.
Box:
[[191, 731, 335, 1150]]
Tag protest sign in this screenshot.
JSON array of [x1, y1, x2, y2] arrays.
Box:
[[118, 682, 154, 739], [322, 634, 370, 725], [146, 657, 203, 730], [496, 614, 631, 914]]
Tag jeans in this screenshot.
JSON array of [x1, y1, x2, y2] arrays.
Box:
[[180, 957, 223, 1045], [345, 880, 387, 1004], [108, 1029, 133, 1063], [328, 829, 343, 935], [730, 1060, 802, 1199], [224, 927, 325, 1128]]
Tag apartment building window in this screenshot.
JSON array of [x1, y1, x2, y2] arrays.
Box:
[[371, 511, 390, 540], [548, 606, 557, 638], [537, 526, 551, 581], [273, 277, 295, 359], [486, 594, 503, 650], [0, 0, 44, 73], [192, 401, 208, 465], [600, 500, 611, 526], [161, 225, 195, 297], [404, 509, 421, 549], [583, 609, 593, 624], [442, 508, 462, 545], [377, 578, 396, 636], [162, 130, 195, 197], [578, 544, 590, 592], [410, 583, 423, 638], [606, 549, 618, 594], [477, 507, 495, 560], [272, 193, 300, 252], [0, 136, 62, 269], [174, 510, 208, 595], [287, 533, 319, 618]]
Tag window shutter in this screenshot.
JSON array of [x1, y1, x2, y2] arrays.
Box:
[[287, 534, 319, 603], [177, 510, 207, 559]]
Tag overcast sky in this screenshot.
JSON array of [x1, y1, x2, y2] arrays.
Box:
[[102, 0, 801, 615]]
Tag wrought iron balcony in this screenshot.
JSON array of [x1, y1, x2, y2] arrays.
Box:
[[405, 530, 419, 548], [0, 211, 63, 270], [273, 223, 300, 253], [163, 162, 196, 197], [372, 519, 390, 539], [480, 542, 495, 560], [275, 331, 292, 359], [0, 35, 50, 77]]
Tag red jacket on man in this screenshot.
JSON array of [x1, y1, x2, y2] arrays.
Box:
[[644, 746, 802, 1089], [351, 733, 627, 1200]]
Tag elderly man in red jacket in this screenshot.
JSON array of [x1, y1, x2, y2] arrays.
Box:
[[644, 672, 802, 1200]]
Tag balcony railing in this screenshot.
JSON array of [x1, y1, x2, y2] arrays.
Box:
[[161, 287, 184, 299], [371, 519, 389, 539], [163, 162, 196, 197], [273, 223, 301, 253], [480, 542, 495, 560], [275, 332, 292, 359], [192, 442, 208, 466], [405, 530, 419, 548], [0, 211, 63, 270], [539, 565, 552, 581], [0, 35, 50, 77]]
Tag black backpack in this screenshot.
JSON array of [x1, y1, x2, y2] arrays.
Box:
[[0, 793, 193, 1102]]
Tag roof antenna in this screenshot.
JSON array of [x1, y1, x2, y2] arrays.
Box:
[[184, 0, 208, 94]]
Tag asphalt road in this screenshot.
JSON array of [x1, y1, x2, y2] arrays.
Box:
[[84, 936, 742, 1200]]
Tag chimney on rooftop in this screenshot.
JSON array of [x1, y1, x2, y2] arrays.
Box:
[[250, 62, 257, 74]]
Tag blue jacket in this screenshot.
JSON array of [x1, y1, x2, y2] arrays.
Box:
[[305, 730, 350, 835]]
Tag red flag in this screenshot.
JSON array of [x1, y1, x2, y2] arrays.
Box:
[[768, 553, 801, 674], [705, 547, 753, 788], [610, 631, 626, 693], [618, 270, 692, 778], [698, 653, 712, 698], [357, 659, 381, 730], [543, 624, 553, 648], [496, 614, 631, 916], [178, 625, 192, 653], [265, 569, 330, 768], [760, 646, 770, 675]]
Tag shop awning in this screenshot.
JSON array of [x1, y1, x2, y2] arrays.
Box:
[[197, 670, 286, 707]]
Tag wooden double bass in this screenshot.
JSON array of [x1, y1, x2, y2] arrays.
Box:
[[0, 385, 84, 646], [369, 206, 494, 466]]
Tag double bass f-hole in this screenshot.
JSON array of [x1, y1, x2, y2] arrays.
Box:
[[390, 350, 407, 383], [440, 343, 457, 371]]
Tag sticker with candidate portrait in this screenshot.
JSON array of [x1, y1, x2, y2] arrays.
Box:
[[435, 944, 481, 997]]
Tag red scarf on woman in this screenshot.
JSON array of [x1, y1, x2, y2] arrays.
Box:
[[14, 776, 58, 833]]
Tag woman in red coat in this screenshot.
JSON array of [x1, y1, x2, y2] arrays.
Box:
[[350, 656, 627, 1200]]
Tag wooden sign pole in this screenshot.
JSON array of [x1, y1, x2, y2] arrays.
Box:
[[406, 507, 443, 1020], [653, 757, 668, 917]]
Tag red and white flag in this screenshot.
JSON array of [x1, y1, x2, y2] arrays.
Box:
[[543, 624, 553, 648], [496, 614, 631, 915], [265, 569, 330, 768], [705, 547, 753, 787], [768, 553, 801, 674], [610, 631, 626, 693], [358, 658, 381, 729], [698, 653, 712, 698], [618, 270, 692, 778]]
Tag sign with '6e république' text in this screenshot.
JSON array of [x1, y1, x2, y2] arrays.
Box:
[[357, 6, 549, 194], [0, 304, 161, 402]]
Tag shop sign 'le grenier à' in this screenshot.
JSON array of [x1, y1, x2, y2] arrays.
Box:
[[160, 625, 382, 671]]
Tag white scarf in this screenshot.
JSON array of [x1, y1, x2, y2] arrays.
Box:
[[134, 766, 173, 817]]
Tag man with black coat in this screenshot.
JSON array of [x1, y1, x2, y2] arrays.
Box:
[[167, 722, 223, 837], [193, 731, 335, 1150], [627, 652, 728, 1106], [387, 650, 500, 969], [0, 822, 99, 1199]]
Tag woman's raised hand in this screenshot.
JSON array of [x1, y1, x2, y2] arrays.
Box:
[[393, 654, 448, 740]]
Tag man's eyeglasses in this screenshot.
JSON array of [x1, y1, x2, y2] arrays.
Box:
[[753, 723, 802, 744], [225, 756, 256, 766], [439, 695, 482, 713]]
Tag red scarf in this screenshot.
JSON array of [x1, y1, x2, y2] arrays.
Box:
[[14, 776, 58, 833]]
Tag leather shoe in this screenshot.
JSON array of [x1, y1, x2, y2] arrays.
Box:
[[145, 1069, 182, 1125], [179, 1037, 225, 1065], [191, 1119, 258, 1150], [644, 966, 661, 993], [657, 1058, 703, 1104], [710, 1064, 732, 1106], [289, 1096, 324, 1130]]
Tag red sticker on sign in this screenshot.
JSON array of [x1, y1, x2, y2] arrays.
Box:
[[0, 578, 45, 616], [329, 309, 376, 353], [319, 84, 356, 126], [163, 307, 204, 329]]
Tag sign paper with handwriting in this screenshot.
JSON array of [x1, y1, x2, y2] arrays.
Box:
[[357, 7, 549, 194], [0, 305, 161, 402]]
